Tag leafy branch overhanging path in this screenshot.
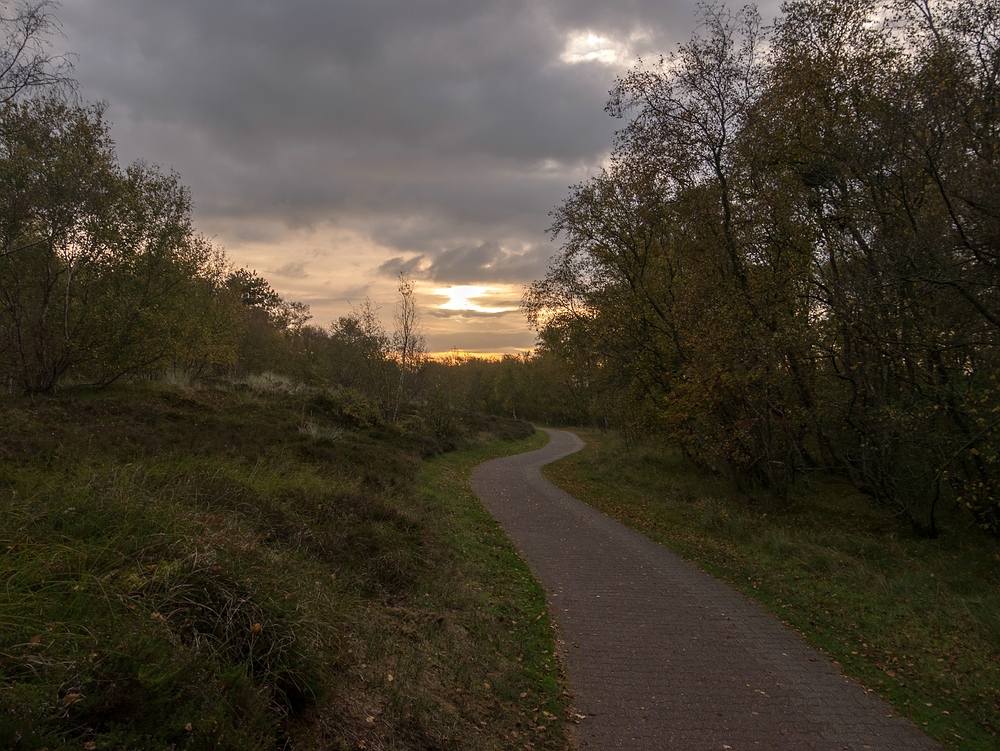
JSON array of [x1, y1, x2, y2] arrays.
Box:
[[471, 429, 940, 751]]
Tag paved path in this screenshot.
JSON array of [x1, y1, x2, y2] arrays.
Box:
[[471, 429, 940, 751]]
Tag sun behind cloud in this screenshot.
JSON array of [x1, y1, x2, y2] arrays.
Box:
[[434, 285, 518, 314], [560, 28, 650, 66]]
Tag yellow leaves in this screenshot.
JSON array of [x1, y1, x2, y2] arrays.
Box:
[[250, 622, 262, 634]]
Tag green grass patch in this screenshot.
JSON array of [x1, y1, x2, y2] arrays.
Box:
[[542, 428, 1000, 751], [342, 430, 571, 751], [0, 384, 569, 750]]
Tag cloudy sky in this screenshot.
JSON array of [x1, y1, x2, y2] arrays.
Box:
[[55, 0, 781, 355]]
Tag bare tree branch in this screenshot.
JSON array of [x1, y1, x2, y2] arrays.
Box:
[[0, 0, 75, 103]]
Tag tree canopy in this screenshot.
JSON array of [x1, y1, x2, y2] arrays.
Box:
[[524, 0, 1000, 536]]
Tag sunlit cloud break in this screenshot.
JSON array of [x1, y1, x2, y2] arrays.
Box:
[[433, 285, 519, 314], [560, 29, 650, 66]]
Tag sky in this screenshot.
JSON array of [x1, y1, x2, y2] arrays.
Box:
[[54, 0, 782, 356]]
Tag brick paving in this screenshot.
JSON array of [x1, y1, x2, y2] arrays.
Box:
[[471, 429, 941, 751]]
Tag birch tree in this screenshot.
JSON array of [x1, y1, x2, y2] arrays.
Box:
[[392, 273, 425, 422]]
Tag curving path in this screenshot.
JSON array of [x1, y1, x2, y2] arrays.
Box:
[[471, 429, 940, 751]]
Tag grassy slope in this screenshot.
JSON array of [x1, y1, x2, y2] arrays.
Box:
[[542, 428, 999, 751], [0, 384, 570, 750]]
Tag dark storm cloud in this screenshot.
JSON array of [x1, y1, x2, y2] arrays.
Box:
[[59, 1, 682, 209], [61, 2, 611, 158], [426, 242, 553, 284]]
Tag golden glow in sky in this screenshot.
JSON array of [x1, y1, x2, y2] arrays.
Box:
[[434, 285, 518, 314]]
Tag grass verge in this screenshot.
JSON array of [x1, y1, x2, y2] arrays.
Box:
[[542, 428, 999, 751], [0, 384, 569, 750], [358, 430, 571, 751]]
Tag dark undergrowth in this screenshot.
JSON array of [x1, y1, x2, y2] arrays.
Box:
[[0, 381, 569, 750]]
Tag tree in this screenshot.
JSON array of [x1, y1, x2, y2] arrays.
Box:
[[0, 97, 240, 392], [223, 267, 312, 378], [525, 0, 1000, 534], [756, 0, 1000, 532], [0, 97, 120, 392], [327, 298, 394, 411], [0, 1, 74, 103], [391, 272, 425, 422], [526, 3, 810, 488]]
